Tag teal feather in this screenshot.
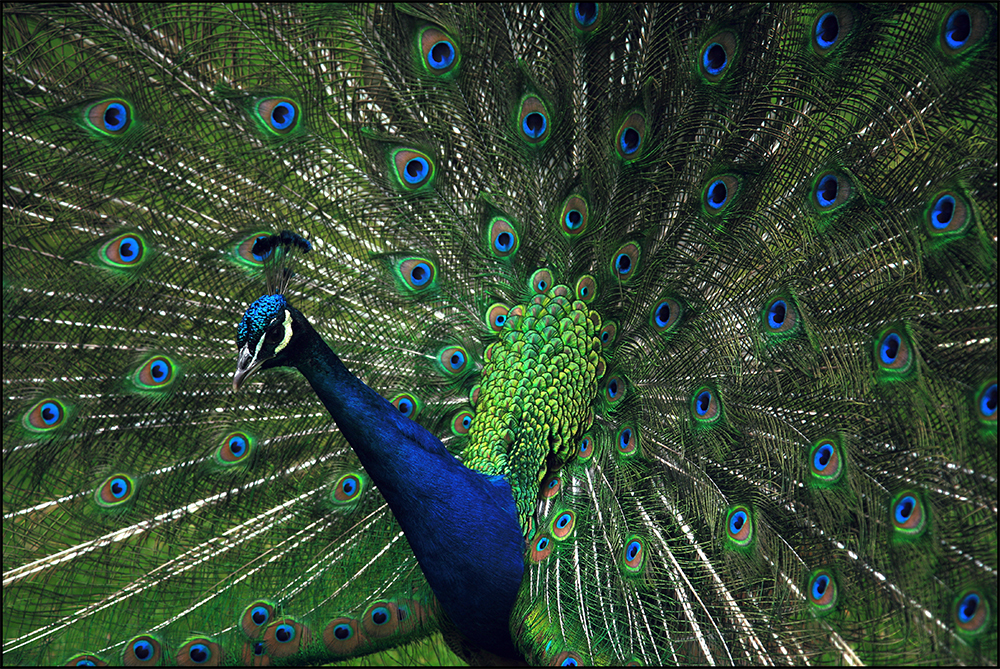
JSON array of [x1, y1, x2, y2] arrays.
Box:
[[3, 3, 997, 666]]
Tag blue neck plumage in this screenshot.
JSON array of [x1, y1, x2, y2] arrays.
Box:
[[293, 321, 524, 659]]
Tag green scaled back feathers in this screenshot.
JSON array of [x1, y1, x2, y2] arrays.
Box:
[[3, 3, 997, 666]]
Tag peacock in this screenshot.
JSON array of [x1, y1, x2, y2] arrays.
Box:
[[2, 3, 997, 666]]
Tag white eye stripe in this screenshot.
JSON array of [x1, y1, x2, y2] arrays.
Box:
[[275, 309, 294, 354]]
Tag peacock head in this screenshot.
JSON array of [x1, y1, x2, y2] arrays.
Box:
[[233, 293, 303, 390]]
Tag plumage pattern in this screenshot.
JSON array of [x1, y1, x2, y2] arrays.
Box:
[[3, 3, 997, 665]]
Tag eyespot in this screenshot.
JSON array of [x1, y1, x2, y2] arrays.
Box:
[[692, 386, 720, 423], [555, 651, 583, 666], [23, 398, 69, 433], [257, 98, 300, 135], [651, 298, 682, 334], [390, 392, 422, 419], [65, 653, 105, 666], [552, 510, 575, 539], [264, 618, 310, 658], [217, 431, 253, 465], [241, 600, 276, 637], [518, 95, 550, 145], [530, 268, 554, 294], [86, 98, 133, 136], [809, 438, 844, 483], [572, 3, 599, 32], [323, 618, 363, 656], [123, 635, 162, 665], [891, 492, 926, 536], [575, 275, 597, 303], [483, 304, 510, 335], [599, 321, 618, 348], [451, 410, 474, 436], [812, 8, 853, 54], [487, 217, 518, 258], [100, 233, 146, 267], [699, 32, 737, 82], [875, 328, 913, 375], [610, 242, 640, 282], [702, 175, 738, 213], [623, 536, 645, 572], [578, 434, 595, 460], [978, 382, 997, 421], [391, 149, 435, 190], [438, 346, 469, 375], [812, 171, 852, 210], [616, 112, 647, 161], [542, 474, 562, 498], [616, 425, 638, 456], [807, 570, 838, 614], [363, 601, 402, 637], [176, 638, 221, 666], [234, 231, 274, 266], [940, 6, 988, 56], [725, 506, 753, 546], [604, 376, 626, 405], [953, 588, 990, 635], [530, 533, 553, 562], [419, 27, 459, 75], [96, 474, 135, 508], [560, 195, 589, 236], [396, 257, 437, 292], [762, 296, 798, 334], [332, 473, 365, 504], [925, 191, 971, 236], [134, 355, 176, 390]]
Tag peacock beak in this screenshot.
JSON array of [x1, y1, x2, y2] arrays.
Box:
[[233, 347, 265, 391]]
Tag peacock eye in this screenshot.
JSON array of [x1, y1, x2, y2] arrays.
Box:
[[264, 326, 283, 345]]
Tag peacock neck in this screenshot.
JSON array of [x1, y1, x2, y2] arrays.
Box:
[[292, 320, 525, 660]]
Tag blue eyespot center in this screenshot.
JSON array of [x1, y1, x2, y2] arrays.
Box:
[[575, 3, 598, 27], [371, 606, 390, 625], [495, 231, 514, 252], [104, 102, 127, 131], [959, 593, 980, 622], [945, 9, 970, 49], [707, 180, 728, 208], [275, 624, 295, 643], [816, 174, 838, 207], [931, 195, 955, 229], [565, 209, 582, 229], [815, 12, 839, 49], [895, 495, 915, 523], [703, 43, 727, 74], [768, 300, 786, 329], [812, 574, 829, 598], [523, 112, 546, 138], [189, 643, 210, 664], [620, 127, 640, 154], [880, 333, 901, 364], [429, 40, 455, 69], [404, 157, 430, 184], [270, 102, 295, 130], [615, 253, 631, 274], [982, 384, 997, 417], [133, 640, 152, 659], [252, 606, 269, 624], [696, 391, 711, 416], [626, 540, 641, 560], [410, 262, 430, 286]]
